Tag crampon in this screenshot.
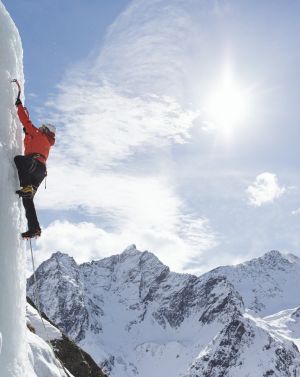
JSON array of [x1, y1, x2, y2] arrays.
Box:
[[21, 229, 41, 240]]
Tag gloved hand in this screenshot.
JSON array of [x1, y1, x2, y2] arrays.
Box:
[[15, 98, 22, 106]]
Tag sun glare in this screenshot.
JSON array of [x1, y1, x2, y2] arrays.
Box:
[[205, 67, 250, 138]]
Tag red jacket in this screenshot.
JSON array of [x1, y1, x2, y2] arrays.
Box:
[[17, 104, 55, 164]]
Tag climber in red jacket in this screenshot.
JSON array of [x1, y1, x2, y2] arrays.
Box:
[[14, 97, 56, 239]]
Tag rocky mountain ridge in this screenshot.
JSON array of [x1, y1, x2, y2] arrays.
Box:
[[27, 246, 300, 377], [208, 250, 300, 315]]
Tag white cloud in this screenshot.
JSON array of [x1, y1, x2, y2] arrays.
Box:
[[246, 172, 286, 207], [42, 0, 208, 170], [37, 0, 202, 235], [38, 168, 183, 229], [31, 218, 218, 274], [47, 86, 196, 170], [291, 208, 300, 216], [35, 168, 219, 273], [31, 0, 225, 273], [96, 0, 199, 99], [42, 0, 226, 170]]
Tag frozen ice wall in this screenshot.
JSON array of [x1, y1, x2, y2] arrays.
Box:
[[0, 2, 27, 375], [0, 4, 70, 376]]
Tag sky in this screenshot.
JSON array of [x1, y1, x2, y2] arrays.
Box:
[[4, 0, 300, 274]]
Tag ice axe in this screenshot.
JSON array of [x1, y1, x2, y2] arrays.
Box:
[[11, 79, 21, 102]]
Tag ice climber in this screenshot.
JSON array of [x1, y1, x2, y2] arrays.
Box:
[[14, 95, 56, 239]]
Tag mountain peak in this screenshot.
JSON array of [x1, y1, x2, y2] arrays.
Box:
[[51, 250, 70, 258], [122, 244, 138, 254], [209, 249, 300, 316], [262, 249, 284, 260], [33, 251, 78, 277], [50, 251, 77, 265], [260, 250, 299, 267]]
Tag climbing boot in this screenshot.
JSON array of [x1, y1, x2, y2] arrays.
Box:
[[16, 185, 36, 198], [21, 228, 41, 240]]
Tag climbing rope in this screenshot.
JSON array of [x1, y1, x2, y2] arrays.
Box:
[[29, 239, 71, 377]]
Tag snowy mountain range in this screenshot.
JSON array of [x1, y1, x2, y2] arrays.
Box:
[[27, 246, 300, 377]]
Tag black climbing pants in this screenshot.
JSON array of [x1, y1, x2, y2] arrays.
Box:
[[14, 155, 47, 231]]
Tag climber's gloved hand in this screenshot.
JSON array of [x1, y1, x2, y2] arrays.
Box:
[[15, 98, 22, 106]]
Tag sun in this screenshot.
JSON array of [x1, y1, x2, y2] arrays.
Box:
[[204, 67, 250, 138]]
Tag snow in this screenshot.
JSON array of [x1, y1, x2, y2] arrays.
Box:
[[28, 247, 300, 377], [27, 331, 66, 377], [26, 304, 62, 342], [262, 308, 300, 351], [26, 303, 74, 377], [208, 250, 300, 316]]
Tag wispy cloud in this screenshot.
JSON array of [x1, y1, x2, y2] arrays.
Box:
[[30, 0, 242, 273], [38, 170, 183, 228], [44, 0, 215, 169], [96, 0, 199, 100], [33, 217, 218, 274], [291, 208, 300, 216], [36, 169, 218, 272], [47, 85, 196, 169], [246, 172, 286, 207]]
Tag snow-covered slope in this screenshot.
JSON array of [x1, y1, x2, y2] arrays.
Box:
[[261, 307, 300, 351], [26, 300, 106, 377], [185, 314, 300, 377], [26, 304, 72, 377], [27, 246, 300, 377], [208, 250, 300, 316]]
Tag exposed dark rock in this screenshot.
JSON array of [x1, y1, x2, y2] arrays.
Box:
[[201, 319, 249, 377], [198, 277, 243, 325], [27, 297, 107, 377], [52, 334, 107, 377]]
